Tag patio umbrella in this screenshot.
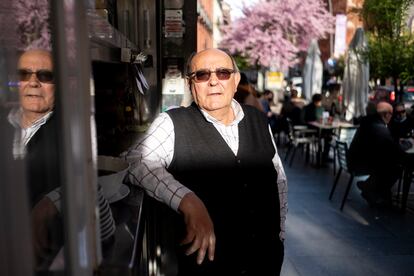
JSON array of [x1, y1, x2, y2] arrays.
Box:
[[342, 28, 369, 121], [302, 39, 323, 100]]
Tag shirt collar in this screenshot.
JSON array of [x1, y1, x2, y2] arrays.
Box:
[[8, 108, 53, 129], [29, 111, 53, 129], [199, 99, 244, 126], [7, 108, 22, 129]]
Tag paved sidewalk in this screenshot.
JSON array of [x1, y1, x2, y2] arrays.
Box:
[[280, 149, 414, 276]]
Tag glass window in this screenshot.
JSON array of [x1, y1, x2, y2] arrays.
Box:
[[0, 1, 100, 275]]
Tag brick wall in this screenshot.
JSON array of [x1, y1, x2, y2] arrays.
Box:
[[319, 0, 364, 61], [197, 0, 214, 51]]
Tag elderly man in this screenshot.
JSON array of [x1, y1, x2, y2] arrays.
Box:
[[8, 49, 58, 205], [10, 49, 114, 267], [389, 102, 414, 141], [348, 101, 408, 207], [125, 48, 287, 275], [7, 49, 62, 267]]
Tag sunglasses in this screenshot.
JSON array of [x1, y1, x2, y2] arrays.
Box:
[[187, 68, 236, 83], [18, 69, 54, 83], [396, 110, 406, 114]]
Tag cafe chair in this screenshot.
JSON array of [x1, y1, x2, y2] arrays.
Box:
[[329, 140, 369, 210], [331, 126, 357, 176], [284, 119, 317, 167]]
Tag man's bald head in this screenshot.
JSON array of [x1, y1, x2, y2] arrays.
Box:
[[18, 49, 53, 68], [376, 101, 393, 113], [376, 101, 393, 124]]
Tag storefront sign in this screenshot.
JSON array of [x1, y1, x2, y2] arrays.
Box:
[[265, 71, 284, 90], [165, 9, 184, 38]]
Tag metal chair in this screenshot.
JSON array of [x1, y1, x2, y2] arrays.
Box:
[[328, 140, 369, 210], [331, 126, 357, 175], [284, 119, 317, 167]]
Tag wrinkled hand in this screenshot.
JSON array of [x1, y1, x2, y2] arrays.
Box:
[[178, 192, 215, 265]]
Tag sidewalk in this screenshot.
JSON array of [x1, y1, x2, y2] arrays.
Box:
[[279, 148, 414, 276]]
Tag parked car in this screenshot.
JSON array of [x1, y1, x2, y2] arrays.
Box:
[[366, 86, 393, 114], [368, 86, 414, 112], [368, 86, 395, 103], [403, 87, 414, 110]]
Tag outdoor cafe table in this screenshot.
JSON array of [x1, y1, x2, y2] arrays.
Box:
[[307, 121, 356, 167]]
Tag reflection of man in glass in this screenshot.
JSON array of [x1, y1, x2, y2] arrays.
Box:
[[8, 49, 62, 267], [10, 49, 114, 268], [9, 49, 59, 204], [9, 49, 55, 160]]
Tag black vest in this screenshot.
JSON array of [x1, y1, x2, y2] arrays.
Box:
[[167, 103, 280, 254], [26, 114, 60, 207]]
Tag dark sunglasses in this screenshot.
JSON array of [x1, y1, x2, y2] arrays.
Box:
[[18, 69, 54, 83], [187, 68, 236, 83], [396, 109, 406, 114]]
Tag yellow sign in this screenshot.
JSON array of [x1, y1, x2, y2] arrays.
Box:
[[265, 71, 284, 90]]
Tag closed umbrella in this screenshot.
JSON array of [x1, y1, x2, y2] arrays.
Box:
[[342, 28, 369, 121], [302, 39, 323, 100]]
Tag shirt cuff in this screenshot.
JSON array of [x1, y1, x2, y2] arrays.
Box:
[[169, 186, 192, 212]]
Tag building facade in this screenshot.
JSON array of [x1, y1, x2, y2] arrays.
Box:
[[320, 0, 364, 62]]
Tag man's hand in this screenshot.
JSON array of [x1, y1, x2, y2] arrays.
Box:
[[178, 192, 215, 265]]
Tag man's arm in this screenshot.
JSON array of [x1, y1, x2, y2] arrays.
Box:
[[123, 113, 191, 210], [269, 126, 288, 241], [124, 112, 215, 264]]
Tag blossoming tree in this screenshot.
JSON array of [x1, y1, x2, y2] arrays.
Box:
[[14, 0, 51, 50], [220, 0, 335, 69]]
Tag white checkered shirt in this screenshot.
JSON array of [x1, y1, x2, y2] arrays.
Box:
[[124, 100, 288, 240]]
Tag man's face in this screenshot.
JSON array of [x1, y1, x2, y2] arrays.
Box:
[[18, 50, 55, 117], [188, 49, 240, 114], [267, 93, 273, 102], [384, 108, 393, 124], [394, 105, 406, 121]]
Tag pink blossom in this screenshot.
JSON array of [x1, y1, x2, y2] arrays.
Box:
[[220, 0, 335, 69], [14, 0, 51, 51]]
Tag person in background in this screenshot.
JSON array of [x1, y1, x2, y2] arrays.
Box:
[[303, 93, 332, 162], [302, 93, 324, 123], [125, 48, 287, 275], [260, 89, 279, 135], [388, 102, 414, 141], [234, 71, 264, 112], [281, 89, 303, 126], [348, 101, 413, 207]]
